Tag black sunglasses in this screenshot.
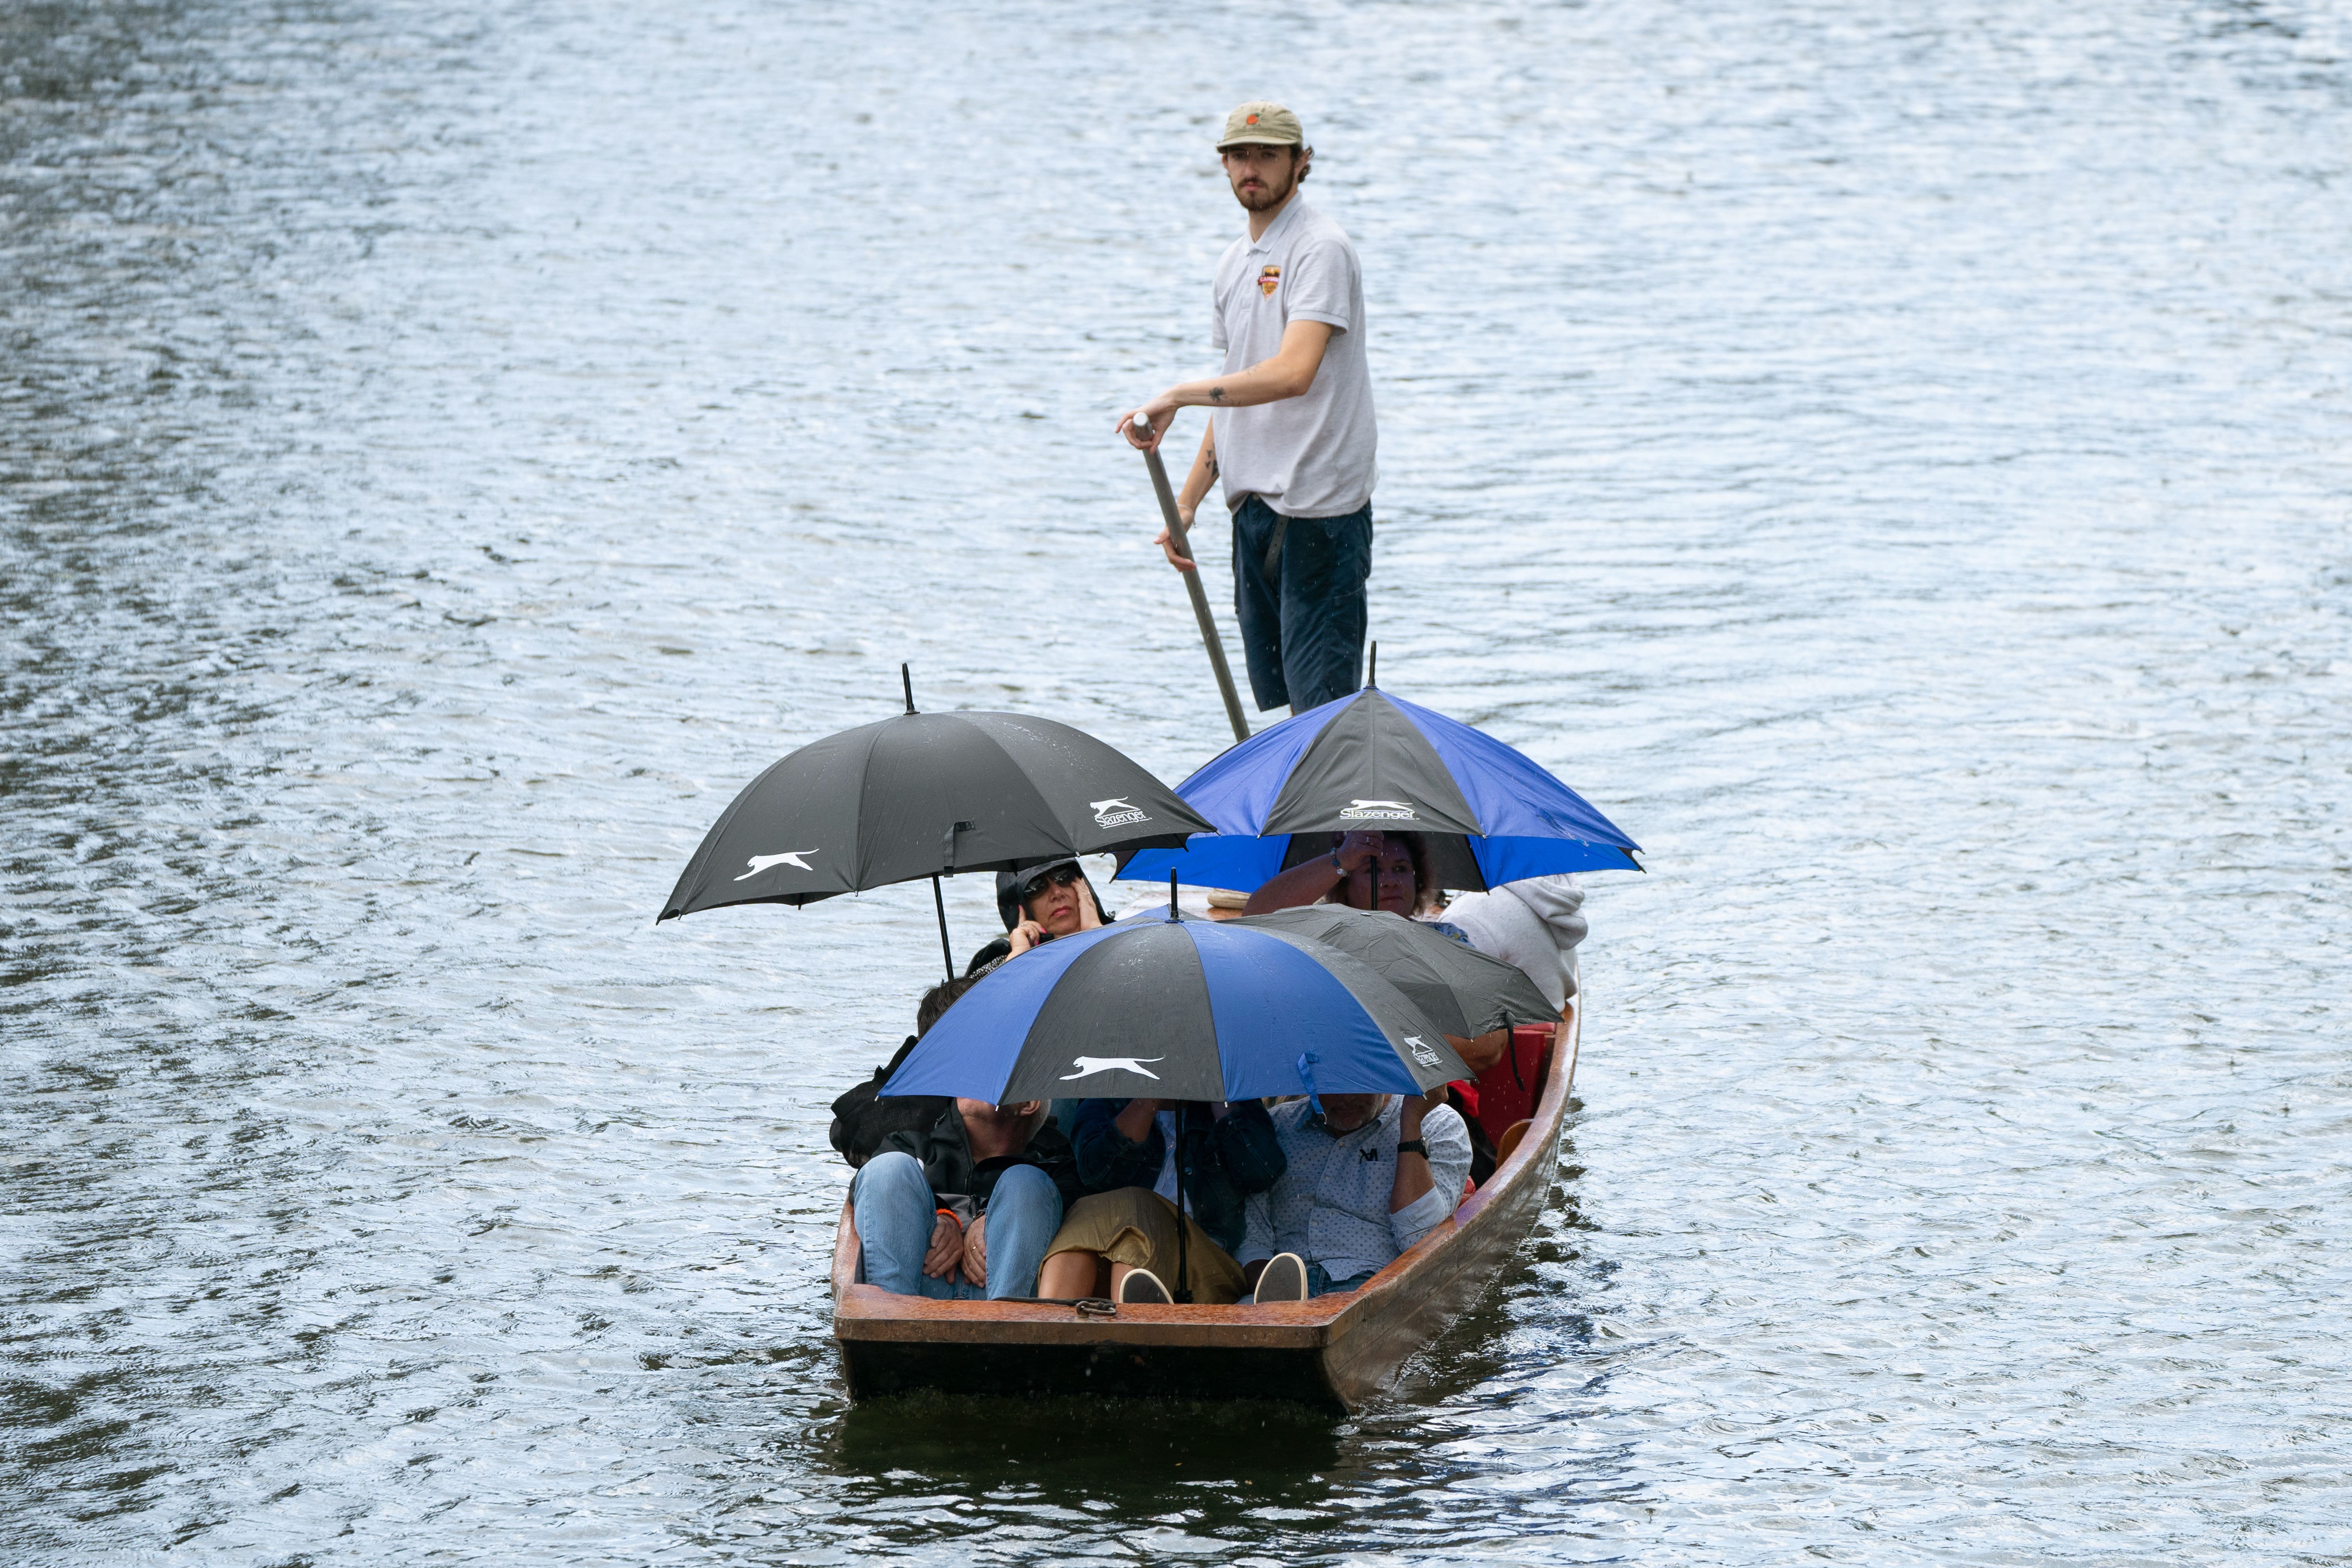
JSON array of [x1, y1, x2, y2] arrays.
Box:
[[1020, 865, 1083, 897]]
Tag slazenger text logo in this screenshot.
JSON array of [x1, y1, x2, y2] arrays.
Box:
[[1090, 797, 1150, 829], [1403, 1035, 1442, 1068], [736, 850, 815, 880], [1060, 1056, 1164, 1082], [1339, 799, 1417, 822]]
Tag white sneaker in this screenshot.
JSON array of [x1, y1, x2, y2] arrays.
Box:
[[1117, 1268, 1173, 1305], [1255, 1252, 1308, 1303]]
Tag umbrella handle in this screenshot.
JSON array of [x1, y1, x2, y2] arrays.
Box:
[[931, 875, 955, 984], [1173, 1114, 1193, 1305]]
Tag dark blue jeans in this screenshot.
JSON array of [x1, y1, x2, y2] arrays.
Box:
[[1232, 495, 1372, 714], [1307, 1262, 1376, 1298]]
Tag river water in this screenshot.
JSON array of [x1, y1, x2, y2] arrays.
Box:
[[5, 0, 2349, 1561]]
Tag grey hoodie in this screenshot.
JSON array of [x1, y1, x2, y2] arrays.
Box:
[[1437, 875, 1588, 1011]]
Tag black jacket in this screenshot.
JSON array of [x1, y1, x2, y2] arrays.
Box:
[[828, 1034, 952, 1168], [874, 1106, 1085, 1225]]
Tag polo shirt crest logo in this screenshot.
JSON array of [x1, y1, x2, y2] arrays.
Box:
[[1258, 264, 1281, 297]]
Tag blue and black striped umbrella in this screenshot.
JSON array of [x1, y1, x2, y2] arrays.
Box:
[[880, 907, 1471, 1106], [1116, 685, 1641, 894]]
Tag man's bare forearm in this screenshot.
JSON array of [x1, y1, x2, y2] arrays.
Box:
[[1176, 422, 1218, 516], [1164, 358, 1305, 412], [1388, 1097, 1434, 1212], [1116, 323, 1329, 454], [1166, 320, 1333, 415]]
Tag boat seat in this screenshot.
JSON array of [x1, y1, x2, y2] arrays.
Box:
[[1492, 1118, 1534, 1167]]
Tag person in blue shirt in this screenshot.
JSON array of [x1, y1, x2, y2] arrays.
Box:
[[1238, 1089, 1472, 1302]]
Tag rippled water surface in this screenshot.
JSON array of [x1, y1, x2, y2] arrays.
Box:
[[5, 0, 2350, 1560]]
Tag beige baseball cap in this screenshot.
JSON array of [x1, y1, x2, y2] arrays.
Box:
[[1218, 100, 1305, 151]]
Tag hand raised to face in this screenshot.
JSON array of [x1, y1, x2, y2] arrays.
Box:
[[1334, 832, 1419, 915]]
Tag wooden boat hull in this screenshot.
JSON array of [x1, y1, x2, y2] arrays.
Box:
[[830, 995, 1581, 1411]]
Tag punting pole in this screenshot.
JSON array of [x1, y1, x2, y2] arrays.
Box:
[[1133, 414, 1251, 745]]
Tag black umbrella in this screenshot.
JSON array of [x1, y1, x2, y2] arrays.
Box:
[[1227, 905, 1558, 1038], [657, 668, 1215, 978]]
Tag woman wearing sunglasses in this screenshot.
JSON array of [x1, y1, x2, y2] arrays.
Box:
[[962, 858, 1112, 977]]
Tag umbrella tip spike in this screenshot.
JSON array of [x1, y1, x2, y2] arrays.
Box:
[[901, 662, 916, 714], [1368, 641, 1376, 688], [1168, 870, 1178, 920]]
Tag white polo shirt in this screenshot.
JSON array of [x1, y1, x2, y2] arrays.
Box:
[[1209, 196, 1378, 520]]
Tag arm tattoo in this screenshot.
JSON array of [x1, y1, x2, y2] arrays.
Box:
[[1210, 385, 1228, 403], [1207, 454, 1220, 480]]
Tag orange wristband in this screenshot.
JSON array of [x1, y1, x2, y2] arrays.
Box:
[[935, 1208, 963, 1231]]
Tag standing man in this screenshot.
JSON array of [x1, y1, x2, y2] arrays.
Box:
[[1117, 100, 1378, 717]]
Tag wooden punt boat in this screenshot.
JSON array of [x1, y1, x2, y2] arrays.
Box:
[[828, 993, 1581, 1411]]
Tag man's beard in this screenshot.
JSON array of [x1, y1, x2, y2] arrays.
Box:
[[1234, 165, 1297, 212]]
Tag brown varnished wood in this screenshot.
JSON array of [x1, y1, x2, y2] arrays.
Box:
[[1493, 1117, 1535, 1167], [1314, 1000, 1579, 1404], [831, 992, 1583, 1410]]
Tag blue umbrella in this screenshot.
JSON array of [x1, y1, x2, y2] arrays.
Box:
[[880, 908, 1470, 1107], [1114, 686, 1641, 893]]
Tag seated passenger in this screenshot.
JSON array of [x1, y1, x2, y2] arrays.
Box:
[[851, 982, 1083, 1300], [1243, 828, 1433, 918], [1238, 1089, 1472, 1302], [1243, 829, 1512, 1074], [827, 976, 973, 1168], [964, 857, 1111, 976], [1435, 873, 1587, 1007], [1034, 1097, 1285, 1305]]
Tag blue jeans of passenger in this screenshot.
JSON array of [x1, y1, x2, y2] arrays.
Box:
[[1309, 1262, 1376, 1298], [1232, 495, 1372, 714], [850, 1152, 1063, 1300]]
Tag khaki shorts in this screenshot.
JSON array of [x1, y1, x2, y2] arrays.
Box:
[[1044, 1187, 1246, 1305]]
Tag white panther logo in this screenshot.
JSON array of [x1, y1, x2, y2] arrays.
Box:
[[735, 850, 815, 881], [1059, 1056, 1165, 1081]]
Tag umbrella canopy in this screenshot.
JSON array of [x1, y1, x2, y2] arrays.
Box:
[[1115, 686, 1641, 893], [658, 705, 1213, 922], [1227, 906, 1557, 1038], [880, 910, 1472, 1105]]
